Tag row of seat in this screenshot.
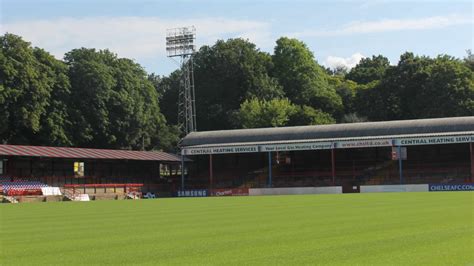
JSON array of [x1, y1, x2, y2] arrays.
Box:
[[0, 176, 49, 195]]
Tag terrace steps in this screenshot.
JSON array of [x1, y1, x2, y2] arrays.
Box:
[[3, 196, 18, 203]]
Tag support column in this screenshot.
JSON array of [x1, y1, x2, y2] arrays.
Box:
[[209, 154, 213, 193], [180, 156, 185, 191], [268, 152, 272, 187], [470, 143, 474, 182], [331, 149, 336, 185], [398, 146, 403, 184]]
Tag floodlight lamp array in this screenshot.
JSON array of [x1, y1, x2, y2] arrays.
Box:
[[166, 26, 196, 57]]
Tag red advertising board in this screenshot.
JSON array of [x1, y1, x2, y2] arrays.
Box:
[[211, 188, 249, 196]]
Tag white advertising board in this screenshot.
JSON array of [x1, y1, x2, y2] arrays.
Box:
[[335, 139, 392, 149], [260, 142, 333, 152], [394, 135, 474, 146], [41, 187, 62, 196], [182, 145, 258, 155]]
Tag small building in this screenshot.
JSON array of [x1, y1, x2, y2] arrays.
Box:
[[180, 117, 474, 192], [0, 145, 185, 197]]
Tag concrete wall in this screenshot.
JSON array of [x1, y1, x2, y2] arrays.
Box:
[[360, 184, 429, 193], [17, 196, 45, 203], [44, 195, 63, 202], [249, 186, 342, 196]]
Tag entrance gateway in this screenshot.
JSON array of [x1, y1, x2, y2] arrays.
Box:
[[179, 117, 474, 193]]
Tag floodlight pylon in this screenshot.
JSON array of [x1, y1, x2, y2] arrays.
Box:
[[166, 26, 197, 135]]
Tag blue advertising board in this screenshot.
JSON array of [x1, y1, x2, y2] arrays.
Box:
[[429, 184, 473, 192], [176, 189, 209, 197]]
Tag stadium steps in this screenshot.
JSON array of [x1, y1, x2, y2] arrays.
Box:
[[62, 189, 76, 201], [63, 194, 74, 201], [63, 189, 91, 201], [3, 196, 19, 203]]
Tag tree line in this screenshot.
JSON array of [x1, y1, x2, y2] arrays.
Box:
[[1, 33, 473, 151], [160, 38, 473, 131], [0, 33, 178, 151]]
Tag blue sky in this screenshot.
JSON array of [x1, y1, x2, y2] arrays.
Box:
[[1, 0, 472, 75]]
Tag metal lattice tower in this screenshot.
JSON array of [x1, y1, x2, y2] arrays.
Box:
[[166, 26, 197, 134]]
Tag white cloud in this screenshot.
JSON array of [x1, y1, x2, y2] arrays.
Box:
[[293, 14, 473, 37], [324, 53, 365, 70], [1, 16, 272, 62]]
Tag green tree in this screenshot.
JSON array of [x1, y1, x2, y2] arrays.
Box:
[[328, 75, 359, 120], [288, 105, 335, 126], [237, 98, 298, 128], [354, 80, 395, 121], [0, 33, 71, 145], [416, 55, 474, 117], [326, 66, 349, 76], [272, 37, 342, 115], [64, 48, 174, 150], [464, 50, 474, 71], [192, 39, 283, 130], [157, 70, 181, 126], [346, 55, 390, 84], [355, 53, 474, 120], [237, 98, 335, 128], [33, 48, 72, 146]]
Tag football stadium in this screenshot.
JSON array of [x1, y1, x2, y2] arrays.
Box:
[[1, 117, 473, 202], [1, 1, 474, 265], [1, 117, 473, 264]]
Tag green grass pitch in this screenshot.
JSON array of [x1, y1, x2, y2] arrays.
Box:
[[1, 192, 473, 265]]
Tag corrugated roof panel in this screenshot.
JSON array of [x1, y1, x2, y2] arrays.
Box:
[[184, 131, 474, 148], [181, 116, 474, 147], [0, 145, 183, 162]]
